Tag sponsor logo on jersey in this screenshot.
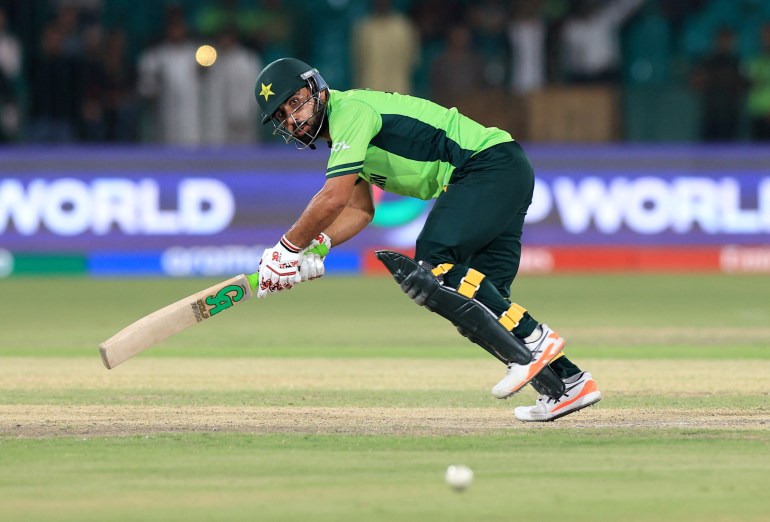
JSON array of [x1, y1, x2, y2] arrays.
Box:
[[331, 141, 351, 153]]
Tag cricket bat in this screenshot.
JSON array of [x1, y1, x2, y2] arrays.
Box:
[[99, 273, 260, 369]]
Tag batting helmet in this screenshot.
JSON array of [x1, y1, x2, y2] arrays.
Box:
[[254, 58, 329, 148], [254, 58, 327, 124]]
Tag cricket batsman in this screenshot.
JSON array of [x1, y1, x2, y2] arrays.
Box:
[[253, 57, 602, 421]]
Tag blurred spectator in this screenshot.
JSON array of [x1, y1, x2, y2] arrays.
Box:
[[351, 0, 420, 94], [26, 22, 83, 143], [79, 23, 105, 141], [51, 0, 102, 19], [138, 10, 202, 145], [691, 27, 748, 142], [53, 5, 84, 57], [195, 0, 241, 37], [560, 0, 644, 84], [200, 28, 261, 145], [430, 24, 486, 109], [507, 0, 546, 94], [747, 24, 770, 140], [410, 0, 464, 48], [468, 0, 511, 88], [409, 0, 464, 97], [622, 0, 672, 85], [658, 0, 709, 34], [102, 29, 138, 142], [197, 0, 292, 63], [244, 0, 293, 64], [0, 7, 21, 141]]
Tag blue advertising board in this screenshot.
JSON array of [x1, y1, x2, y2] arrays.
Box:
[[1, 144, 768, 276]]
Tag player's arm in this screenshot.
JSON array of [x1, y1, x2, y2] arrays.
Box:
[[289, 98, 379, 248], [283, 174, 358, 248], [259, 100, 377, 296], [292, 177, 373, 284], [323, 179, 374, 246], [257, 174, 356, 297]]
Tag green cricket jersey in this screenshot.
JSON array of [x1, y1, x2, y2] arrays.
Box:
[[324, 89, 513, 200]]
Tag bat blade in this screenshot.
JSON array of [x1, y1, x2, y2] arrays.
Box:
[[99, 274, 256, 369]]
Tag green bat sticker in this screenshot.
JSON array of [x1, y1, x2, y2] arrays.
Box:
[[205, 284, 245, 315]]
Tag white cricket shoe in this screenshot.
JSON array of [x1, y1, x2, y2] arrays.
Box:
[[514, 371, 602, 422], [491, 324, 566, 399]]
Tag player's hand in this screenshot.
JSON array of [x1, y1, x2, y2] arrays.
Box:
[[299, 233, 331, 282], [307, 232, 332, 258], [257, 236, 302, 298], [299, 252, 324, 281]]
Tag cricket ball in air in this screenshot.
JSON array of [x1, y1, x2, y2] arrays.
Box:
[[444, 465, 473, 491], [195, 45, 217, 66]]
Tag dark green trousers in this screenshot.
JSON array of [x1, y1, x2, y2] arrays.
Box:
[[415, 140, 538, 337], [414, 140, 582, 379]]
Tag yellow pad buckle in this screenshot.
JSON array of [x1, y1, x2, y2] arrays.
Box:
[[499, 303, 527, 331], [457, 269, 485, 298], [431, 263, 454, 277]]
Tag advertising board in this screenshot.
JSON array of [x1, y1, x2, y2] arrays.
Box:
[[2, 145, 768, 275]]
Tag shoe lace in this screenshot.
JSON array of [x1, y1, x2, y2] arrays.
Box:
[[539, 386, 574, 405], [536, 395, 558, 405], [526, 338, 542, 356]]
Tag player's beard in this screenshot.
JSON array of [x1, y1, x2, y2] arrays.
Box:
[[291, 97, 326, 148]]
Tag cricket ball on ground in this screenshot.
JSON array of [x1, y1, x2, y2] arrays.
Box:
[[444, 464, 474, 491]]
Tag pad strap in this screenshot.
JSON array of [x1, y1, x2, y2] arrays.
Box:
[[457, 269, 485, 298], [499, 303, 527, 331], [375, 250, 532, 365], [431, 263, 453, 277]]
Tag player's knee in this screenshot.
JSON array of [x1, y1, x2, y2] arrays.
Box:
[[376, 250, 532, 365]]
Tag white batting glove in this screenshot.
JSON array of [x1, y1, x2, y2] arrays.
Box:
[[299, 233, 331, 282], [257, 236, 303, 298], [299, 253, 324, 281]]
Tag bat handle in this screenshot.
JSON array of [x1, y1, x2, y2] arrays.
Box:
[[247, 272, 260, 291]]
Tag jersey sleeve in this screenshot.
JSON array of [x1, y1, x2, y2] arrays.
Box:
[[325, 100, 381, 179]]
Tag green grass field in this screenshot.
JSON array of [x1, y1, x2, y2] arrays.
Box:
[[1, 274, 769, 522]]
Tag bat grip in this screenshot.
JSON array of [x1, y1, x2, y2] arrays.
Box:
[[247, 272, 260, 291]]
